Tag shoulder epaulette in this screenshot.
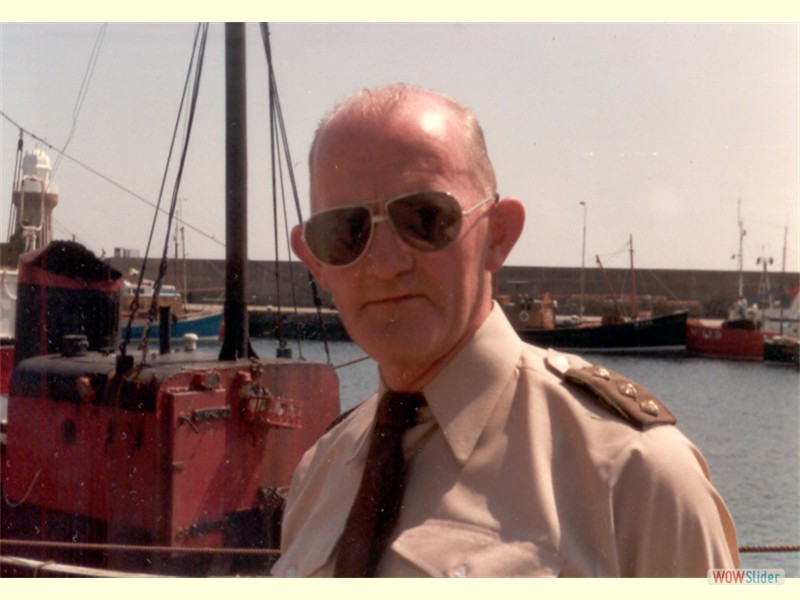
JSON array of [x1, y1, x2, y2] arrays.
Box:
[[545, 351, 676, 430]]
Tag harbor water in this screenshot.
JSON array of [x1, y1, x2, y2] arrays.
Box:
[[242, 337, 800, 577]]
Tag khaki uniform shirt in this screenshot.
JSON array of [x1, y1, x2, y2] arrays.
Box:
[[272, 304, 739, 577]]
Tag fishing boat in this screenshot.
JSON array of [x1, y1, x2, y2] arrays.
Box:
[[684, 288, 798, 361], [686, 316, 777, 361], [686, 200, 799, 361], [763, 335, 800, 368], [509, 305, 689, 354], [121, 275, 223, 342], [0, 145, 222, 437], [0, 23, 340, 577], [758, 285, 800, 339], [502, 237, 688, 354]]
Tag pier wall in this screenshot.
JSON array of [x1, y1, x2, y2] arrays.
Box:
[[107, 257, 800, 319]]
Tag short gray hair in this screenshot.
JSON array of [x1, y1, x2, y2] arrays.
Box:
[[309, 83, 497, 196]]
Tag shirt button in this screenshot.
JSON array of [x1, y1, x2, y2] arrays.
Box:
[[451, 563, 468, 578]]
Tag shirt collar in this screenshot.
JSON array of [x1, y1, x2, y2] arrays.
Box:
[[419, 302, 523, 464]]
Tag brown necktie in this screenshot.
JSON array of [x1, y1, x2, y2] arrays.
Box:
[[333, 391, 425, 577]]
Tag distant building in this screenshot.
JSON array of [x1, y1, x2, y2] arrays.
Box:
[[114, 247, 140, 258]]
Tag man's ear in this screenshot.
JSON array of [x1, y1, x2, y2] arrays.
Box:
[[485, 198, 525, 273], [291, 225, 330, 290]]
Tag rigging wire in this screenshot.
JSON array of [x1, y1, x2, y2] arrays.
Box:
[[265, 24, 287, 355], [278, 144, 305, 346], [119, 22, 209, 360], [139, 23, 209, 360], [0, 112, 318, 302], [264, 23, 306, 359], [269, 54, 310, 350], [0, 109, 223, 250], [259, 22, 332, 363], [2, 24, 330, 350], [595, 239, 631, 264], [5, 131, 24, 242], [51, 23, 107, 181], [271, 118, 303, 356], [0, 29, 315, 307]]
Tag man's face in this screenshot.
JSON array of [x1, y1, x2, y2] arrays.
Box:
[[296, 100, 494, 387]]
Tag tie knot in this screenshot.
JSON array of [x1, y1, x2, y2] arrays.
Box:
[[377, 391, 425, 432]]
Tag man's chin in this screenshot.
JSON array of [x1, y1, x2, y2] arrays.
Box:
[[356, 326, 440, 365]]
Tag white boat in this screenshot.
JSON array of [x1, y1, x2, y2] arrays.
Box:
[[120, 274, 223, 342]]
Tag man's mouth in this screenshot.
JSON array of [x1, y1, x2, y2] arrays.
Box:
[[362, 293, 426, 310]]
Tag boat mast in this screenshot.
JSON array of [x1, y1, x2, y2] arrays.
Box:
[[756, 247, 773, 309], [736, 194, 746, 299], [579, 201, 586, 318], [180, 218, 188, 307], [596, 254, 622, 318], [219, 22, 253, 361], [629, 234, 637, 317], [780, 225, 787, 334]]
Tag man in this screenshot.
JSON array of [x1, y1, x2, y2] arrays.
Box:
[[271, 84, 739, 577]]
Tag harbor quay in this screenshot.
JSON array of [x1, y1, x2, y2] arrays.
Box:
[[107, 256, 800, 322]]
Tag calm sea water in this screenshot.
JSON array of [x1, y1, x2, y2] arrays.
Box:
[[247, 338, 800, 576]]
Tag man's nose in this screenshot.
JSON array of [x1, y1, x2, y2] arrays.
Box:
[[363, 218, 414, 278]]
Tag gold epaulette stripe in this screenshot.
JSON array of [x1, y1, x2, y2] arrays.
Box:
[[563, 365, 677, 430]]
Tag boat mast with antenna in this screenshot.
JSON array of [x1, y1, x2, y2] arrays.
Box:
[[735, 194, 746, 299]]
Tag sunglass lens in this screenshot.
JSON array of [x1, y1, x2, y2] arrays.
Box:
[[305, 206, 371, 266], [389, 193, 462, 251]]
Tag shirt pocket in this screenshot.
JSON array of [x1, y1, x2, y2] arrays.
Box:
[[391, 519, 565, 577]]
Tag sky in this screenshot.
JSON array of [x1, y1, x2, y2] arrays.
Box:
[[1, 19, 798, 275]]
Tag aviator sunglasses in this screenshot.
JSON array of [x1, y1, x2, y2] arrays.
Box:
[[302, 191, 499, 267]]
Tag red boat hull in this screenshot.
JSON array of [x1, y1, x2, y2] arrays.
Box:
[[2, 351, 340, 574], [686, 319, 776, 360]]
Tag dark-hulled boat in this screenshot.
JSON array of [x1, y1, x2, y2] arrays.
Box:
[[500, 238, 688, 355], [511, 307, 688, 355], [763, 335, 800, 368]]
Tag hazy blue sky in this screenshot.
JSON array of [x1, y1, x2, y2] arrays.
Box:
[[1, 22, 797, 276]]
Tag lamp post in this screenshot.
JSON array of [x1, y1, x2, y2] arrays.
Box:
[[580, 201, 587, 319]]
